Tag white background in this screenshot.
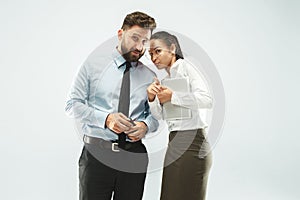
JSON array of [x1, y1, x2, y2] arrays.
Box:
[[1, 0, 299, 199]]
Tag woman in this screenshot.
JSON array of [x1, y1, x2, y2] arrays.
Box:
[[147, 31, 213, 200]]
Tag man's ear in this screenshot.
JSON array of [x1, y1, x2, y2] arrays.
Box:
[[170, 44, 176, 54], [117, 29, 123, 40]]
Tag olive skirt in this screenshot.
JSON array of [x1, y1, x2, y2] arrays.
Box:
[[160, 129, 212, 200]]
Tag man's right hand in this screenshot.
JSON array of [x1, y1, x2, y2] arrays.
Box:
[[105, 113, 133, 133]]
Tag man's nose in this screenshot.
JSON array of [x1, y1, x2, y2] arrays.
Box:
[[135, 41, 144, 51]]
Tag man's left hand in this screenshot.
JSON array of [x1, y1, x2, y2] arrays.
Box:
[[125, 121, 148, 142]]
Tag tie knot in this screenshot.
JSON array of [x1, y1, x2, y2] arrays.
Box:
[[123, 61, 131, 73], [126, 61, 132, 69]]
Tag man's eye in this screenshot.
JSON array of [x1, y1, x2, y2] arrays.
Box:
[[142, 39, 149, 45], [131, 36, 139, 42]]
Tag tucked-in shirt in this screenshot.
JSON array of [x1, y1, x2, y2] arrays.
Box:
[[65, 45, 159, 141], [148, 58, 213, 132]]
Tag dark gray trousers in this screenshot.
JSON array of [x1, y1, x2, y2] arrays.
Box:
[[79, 142, 148, 200]]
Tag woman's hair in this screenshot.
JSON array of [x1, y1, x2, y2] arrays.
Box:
[[121, 11, 156, 32], [150, 31, 184, 60]]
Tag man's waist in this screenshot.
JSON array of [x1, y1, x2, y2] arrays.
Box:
[[83, 135, 142, 152], [82, 123, 145, 140]]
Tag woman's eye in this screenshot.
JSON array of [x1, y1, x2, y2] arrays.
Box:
[[155, 49, 162, 54]]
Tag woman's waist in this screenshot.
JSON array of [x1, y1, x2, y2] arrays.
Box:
[[166, 118, 208, 132]]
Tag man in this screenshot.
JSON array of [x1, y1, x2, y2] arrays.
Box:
[[65, 11, 158, 200]]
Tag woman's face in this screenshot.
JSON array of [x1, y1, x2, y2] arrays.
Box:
[[148, 39, 175, 69]]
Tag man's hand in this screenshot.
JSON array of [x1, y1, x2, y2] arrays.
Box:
[[105, 113, 134, 134], [147, 77, 162, 102], [157, 87, 173, 104], [125, 121, 148, 142]]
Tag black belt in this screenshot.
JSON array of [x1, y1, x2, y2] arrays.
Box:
[[83, 135, 142, 152]]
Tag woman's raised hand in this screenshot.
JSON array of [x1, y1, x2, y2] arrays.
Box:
[[147, 77, 162, 102]]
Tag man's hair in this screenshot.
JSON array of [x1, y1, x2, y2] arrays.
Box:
[[121, 11, 156, 32]]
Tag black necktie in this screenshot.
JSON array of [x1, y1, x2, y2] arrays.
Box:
[[118, 61, 131, 148]]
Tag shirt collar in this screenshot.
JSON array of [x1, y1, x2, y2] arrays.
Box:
[[169, 58, 184, 77]]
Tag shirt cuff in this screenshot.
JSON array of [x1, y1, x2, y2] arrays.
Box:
[[148, 95, 160, 109], [94, 110, 109, 129], [140, 117, 154, 133]]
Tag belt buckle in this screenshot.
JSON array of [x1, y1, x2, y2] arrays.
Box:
[[112, 142, 120, 152]]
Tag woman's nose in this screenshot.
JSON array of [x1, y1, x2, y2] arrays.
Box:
[[151, 55, 157, 62]]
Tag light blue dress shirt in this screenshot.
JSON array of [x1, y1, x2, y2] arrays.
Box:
[[65, 43, 159, 141]]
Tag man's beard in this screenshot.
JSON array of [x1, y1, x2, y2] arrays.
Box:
[[121, 44, 145, 62]]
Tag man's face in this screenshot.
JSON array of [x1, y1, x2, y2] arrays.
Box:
[[118, 25, 151, 62]]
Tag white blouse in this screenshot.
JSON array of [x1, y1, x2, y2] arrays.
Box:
[[148, 59, 213, 132]]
